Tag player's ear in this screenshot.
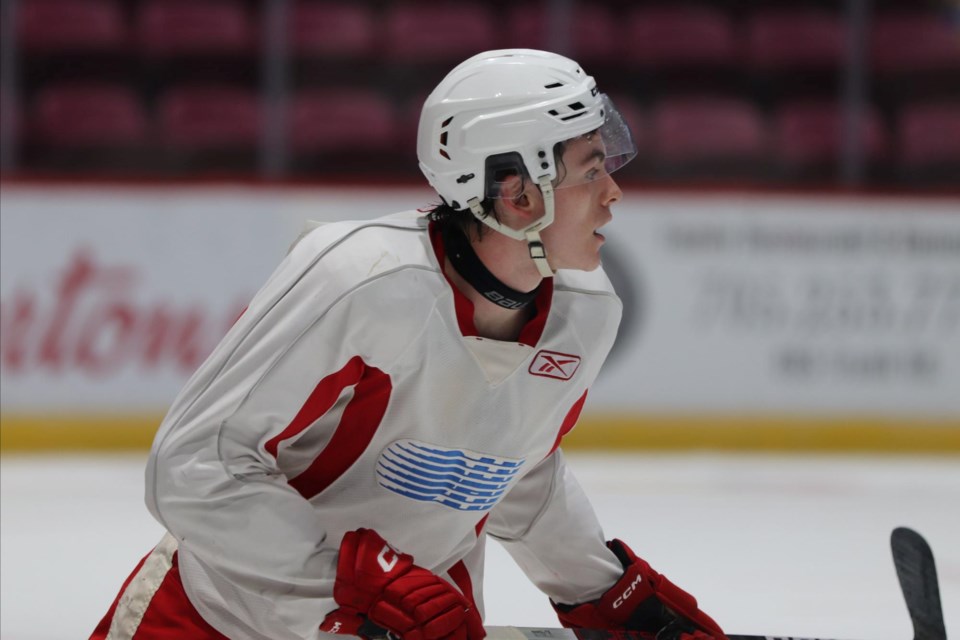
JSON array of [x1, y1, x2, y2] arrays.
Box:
[[495, 174, 543, 227]]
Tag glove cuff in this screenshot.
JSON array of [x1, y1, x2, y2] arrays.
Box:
[[553, 540, 725, 639]]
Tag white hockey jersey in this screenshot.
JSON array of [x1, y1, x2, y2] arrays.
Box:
[[144, 211, 625, 640]]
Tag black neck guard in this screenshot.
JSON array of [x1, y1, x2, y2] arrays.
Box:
[[441, 223, 541, 310]]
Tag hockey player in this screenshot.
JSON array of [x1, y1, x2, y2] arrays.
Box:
[[91, 50, 725, 640]]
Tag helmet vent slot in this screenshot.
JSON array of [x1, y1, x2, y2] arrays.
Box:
[[544, 82, 564, 89], [560, 111, 586, 122], [437, 116, 454, 160], [568, 102, 585, 110]]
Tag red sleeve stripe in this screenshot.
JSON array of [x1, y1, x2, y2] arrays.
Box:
[[447, 560, 477, 611], [264, 355, 392, 500], [546, 390, 588, 458], [474, 514, 489, 537]]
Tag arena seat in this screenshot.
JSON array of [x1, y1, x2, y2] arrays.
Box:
[[503, 4, 618, 64], [773, 101, 887, 171], [138, 0, 254, 58], [289, 89, 396, 154], [17, 0, 126, 54], [745, 9, 846, 71], [0, 90, 20, 148], [651, 97, 766, 164], [897, 103, 960, 169], [290, 2, 377, 59], [623, 6, 737, 69], [382, 3, 497, 63], [157, 86, 261, 150], [871, 13, 960, 74], [31, 83, 147, 147]]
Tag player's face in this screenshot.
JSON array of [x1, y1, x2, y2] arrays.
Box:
[[540, 134, 623, 271]]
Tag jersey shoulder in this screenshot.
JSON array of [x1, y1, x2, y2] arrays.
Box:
[[289, 210, 433, 279], [553, 265, 619, 299]]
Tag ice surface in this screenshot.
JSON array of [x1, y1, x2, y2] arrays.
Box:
[[1, 452, 957, 639]]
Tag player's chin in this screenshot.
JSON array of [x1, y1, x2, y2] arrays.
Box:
[[578, 249, 604, 271]]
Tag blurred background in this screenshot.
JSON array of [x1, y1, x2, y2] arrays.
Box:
[[1, 0, 959, 637], [1, 0, 959, 184]]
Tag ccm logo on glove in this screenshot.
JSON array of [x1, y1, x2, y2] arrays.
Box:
[[552, 539, 726, 640], [613, 574, 644, 609], [377, 545, 398, 572]]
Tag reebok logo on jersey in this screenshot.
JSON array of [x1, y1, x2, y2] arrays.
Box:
[[529, 350, 581, 380]]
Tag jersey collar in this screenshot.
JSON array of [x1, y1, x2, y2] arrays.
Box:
[[429, 221, 552, 347]]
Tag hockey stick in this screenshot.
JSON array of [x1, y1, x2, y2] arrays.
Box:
[[481, 527, 947, 640], [891, 527, 947, 640], [360, 527, 946, 640]]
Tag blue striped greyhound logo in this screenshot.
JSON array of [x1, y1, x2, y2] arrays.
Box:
[[376, 440, 525, 511]]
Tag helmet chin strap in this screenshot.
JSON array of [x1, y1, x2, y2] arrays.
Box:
[[527, 176, 556, 278], [467, 174, 557, 279]]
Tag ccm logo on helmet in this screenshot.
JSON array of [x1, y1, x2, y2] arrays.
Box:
[[612, 575, 644, 609]]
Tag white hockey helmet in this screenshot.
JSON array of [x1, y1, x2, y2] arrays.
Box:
[[417, 49, 636, 276]]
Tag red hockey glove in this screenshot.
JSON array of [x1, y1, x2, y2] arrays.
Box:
[[326, 528, 485, 640], [552, 540, 725, 640]]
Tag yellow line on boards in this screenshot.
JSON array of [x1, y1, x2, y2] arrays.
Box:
[[565, 414, 960, 453], [0, 414, 164, 452], [1, 413, 958, 453]]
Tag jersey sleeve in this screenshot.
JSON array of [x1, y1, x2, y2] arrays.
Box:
[[144, 220, 432, 638], [485, 449, 623, 606]]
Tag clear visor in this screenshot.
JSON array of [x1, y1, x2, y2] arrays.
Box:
[[487, 94, 637, 199]]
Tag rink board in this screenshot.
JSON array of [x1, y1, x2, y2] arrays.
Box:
[[2, 185, 958, 452]]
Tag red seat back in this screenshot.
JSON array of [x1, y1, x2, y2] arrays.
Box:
[[504, 5, 617, 63], [871, 13, 960, 73], [18, 0, 126, 54], [624, 7, 737, 68], [290, 89, 396, 154], [33, 83, 146, 147], [158, 87, 261, 149], [382, 3, 497, 63], [898, 103, 960, 167], [138, 0, 254, 57], [774, 101, 887, 165], [746, 9, 846, 71], [290, 2, 377, 58], [652, 97, 766, 162]]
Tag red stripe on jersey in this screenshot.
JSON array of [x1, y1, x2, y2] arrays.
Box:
[[546, 390, 588, 457], [517, 279, 553, 347], [447, 560, 477, 611], [266, 356, 392, 500], [474, 514, 489, 537]]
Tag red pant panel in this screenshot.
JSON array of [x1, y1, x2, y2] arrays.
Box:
[[91, 547, 228, 640]]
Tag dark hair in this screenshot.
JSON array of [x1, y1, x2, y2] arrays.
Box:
[[424, 200, 491, 237]]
